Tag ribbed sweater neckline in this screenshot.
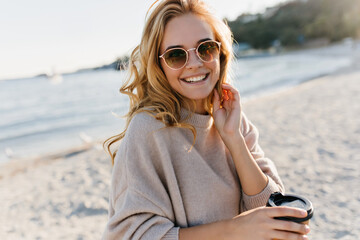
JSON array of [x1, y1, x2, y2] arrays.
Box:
[[180, 108, 213, 129]]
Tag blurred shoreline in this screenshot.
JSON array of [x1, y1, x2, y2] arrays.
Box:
[[1, 40, 359, 163], [0, 39, 357, 83], [2, 60, 359, 170]]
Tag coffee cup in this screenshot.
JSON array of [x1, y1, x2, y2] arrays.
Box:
[[267, 192, 314, 239]]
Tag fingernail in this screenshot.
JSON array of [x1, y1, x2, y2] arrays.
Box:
[[303, 235, 309, 240], [305, 225, 310, 233], [301, 210, 308, 216]]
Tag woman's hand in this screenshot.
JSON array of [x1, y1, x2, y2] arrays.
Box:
[[213, 83, 242, 145], [225, 207, 310, 240], [180, 206, 310, 240]]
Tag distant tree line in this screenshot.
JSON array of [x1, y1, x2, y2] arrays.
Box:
[[116, 56, 130, 70], [110, 0, 359, 70], [92, 55, 129, 71], [227, 0, 360, 49]]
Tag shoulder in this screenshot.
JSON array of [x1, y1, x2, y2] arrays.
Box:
[[123, 110, 176, 148], [127, 111, 166, 136], [115, 111, 167, 166], [115, 110, 176, 172]]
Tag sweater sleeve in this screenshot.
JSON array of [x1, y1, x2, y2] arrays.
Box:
[[240, 113, 285, 211], [103, 188, 179, 240], [102, 113, 179, 240]]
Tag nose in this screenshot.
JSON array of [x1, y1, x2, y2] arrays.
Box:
[[185, 48, 203, 69]]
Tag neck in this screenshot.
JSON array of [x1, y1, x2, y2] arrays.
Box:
[[184, 99, 208, 115], [195, 99, 208, 114]]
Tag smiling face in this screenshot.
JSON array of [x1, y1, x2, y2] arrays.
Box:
[[160, 13, 220, 114]]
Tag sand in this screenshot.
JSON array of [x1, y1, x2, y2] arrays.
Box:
[[1, 70, 359, 239], [243, 70, 360, 239]]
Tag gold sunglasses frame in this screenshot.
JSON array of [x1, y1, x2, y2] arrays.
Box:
[[159, 40, 221, 70]]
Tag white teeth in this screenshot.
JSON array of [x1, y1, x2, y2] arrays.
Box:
[[183, 74, 207, 83]]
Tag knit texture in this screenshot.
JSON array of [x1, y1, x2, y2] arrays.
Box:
[[102, 110, 284, 240]]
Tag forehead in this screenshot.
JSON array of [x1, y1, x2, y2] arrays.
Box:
[[161, 13, 214, 50]]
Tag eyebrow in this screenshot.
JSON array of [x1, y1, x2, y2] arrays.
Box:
[[164, 38, 212, 51]]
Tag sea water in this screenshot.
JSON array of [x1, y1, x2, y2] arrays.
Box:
[[0, 42, 358, 163]]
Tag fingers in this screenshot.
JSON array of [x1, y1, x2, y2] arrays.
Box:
[[222, 90, 231, 110], [213, 89, 221, 111], [221, 83, 240, 103], [266, 206, 308, 219], [272, 230, 309, 240], [213, 83, 239, 111], [272, 219, 310, 235], [265, 207, 310, 237], [232, 207, 310, 240], [219, 84, 240, 114], [222, 89, 230, 101]]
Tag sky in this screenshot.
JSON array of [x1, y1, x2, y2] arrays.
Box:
[[0, 0, 289, 80]]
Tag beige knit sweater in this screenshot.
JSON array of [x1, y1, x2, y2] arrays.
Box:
[[102, 109, 284, 240]]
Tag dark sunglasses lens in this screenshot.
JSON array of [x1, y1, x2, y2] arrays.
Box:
[[164, 49, 187, 69], [198, 41, 220, 62]]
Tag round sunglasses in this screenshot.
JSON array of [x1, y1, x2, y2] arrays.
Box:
[[159, 40, 221, 70]]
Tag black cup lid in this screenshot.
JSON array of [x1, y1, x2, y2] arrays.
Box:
[[267, 192, 314, 223]]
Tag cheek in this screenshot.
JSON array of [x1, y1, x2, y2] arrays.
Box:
[[160, 61, 168, 77], [161, 62, 181, 87], [160, 61, 172, 80]]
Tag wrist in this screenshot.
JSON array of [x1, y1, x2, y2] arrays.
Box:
[[222, 217, 248, 240], [222, 218, 236, 240], [224, 131, 245, 153], [179, 219, 230, 240]]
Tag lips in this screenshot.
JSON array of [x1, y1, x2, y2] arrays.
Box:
[[181, 73, 209, 83]]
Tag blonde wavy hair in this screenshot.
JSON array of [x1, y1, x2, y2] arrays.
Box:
[[104, 0, 234, 164]]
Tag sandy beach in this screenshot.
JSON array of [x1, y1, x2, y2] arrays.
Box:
[[1, 70, 359, 239]]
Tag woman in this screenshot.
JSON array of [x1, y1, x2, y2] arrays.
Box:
[[103, 0, 310, 239]]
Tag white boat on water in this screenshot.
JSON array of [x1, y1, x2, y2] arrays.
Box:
[[47, 68, 63, 84]]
